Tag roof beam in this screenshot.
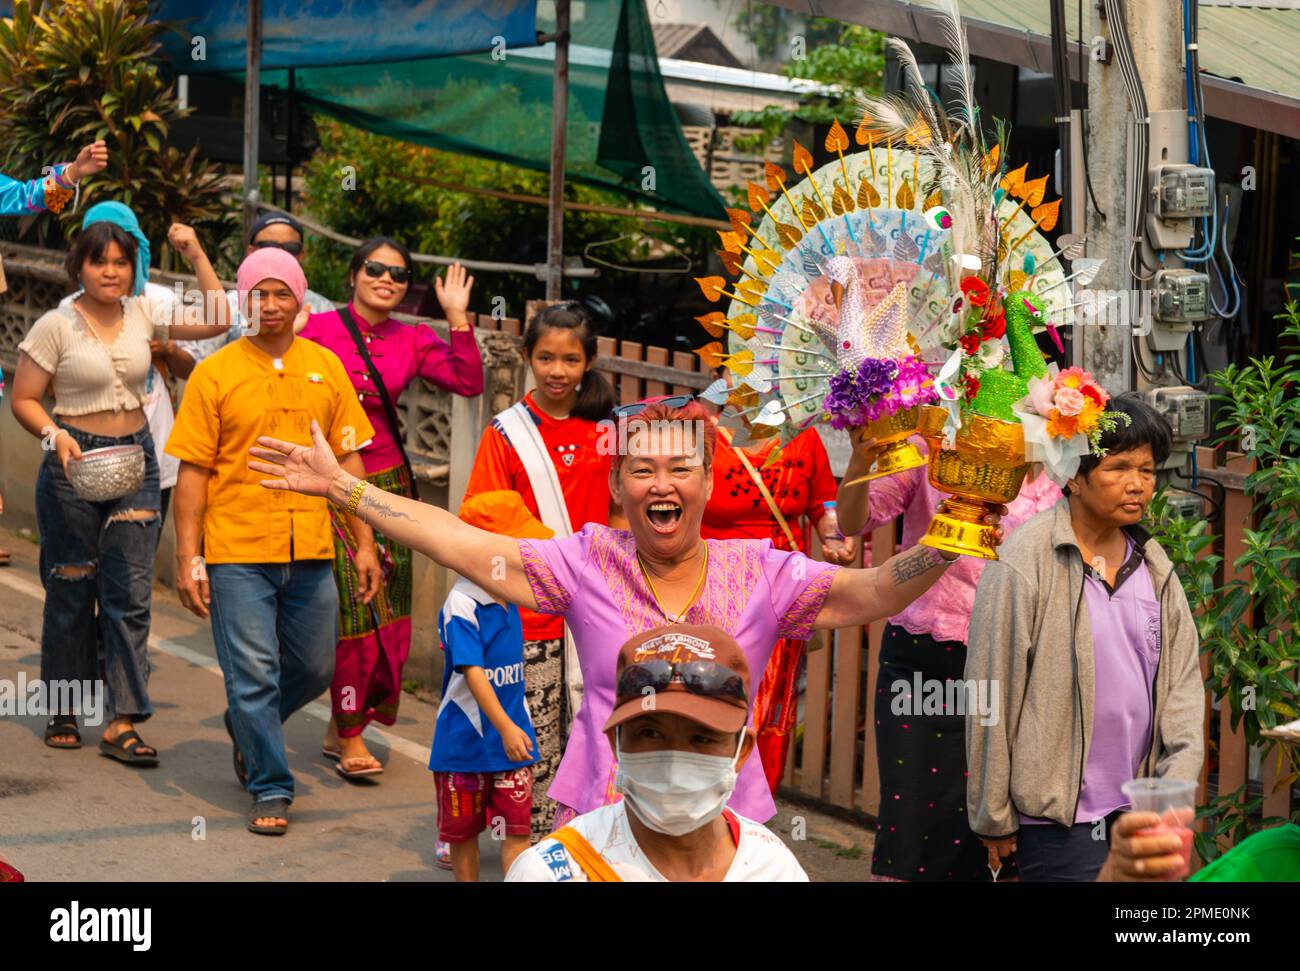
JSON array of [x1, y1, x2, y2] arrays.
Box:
[[761, 0, 1300, 139]]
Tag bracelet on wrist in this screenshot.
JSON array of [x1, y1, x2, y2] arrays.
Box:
[[345, 479, 369, 517]]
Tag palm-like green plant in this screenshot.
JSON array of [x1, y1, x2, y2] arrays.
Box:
[[0, 0, 231, 260]]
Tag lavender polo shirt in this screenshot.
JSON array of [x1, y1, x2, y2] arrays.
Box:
[[1020, 537, 1161, 826]]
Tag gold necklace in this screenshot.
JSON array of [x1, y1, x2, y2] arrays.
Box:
[[637, 543, 709, 624]]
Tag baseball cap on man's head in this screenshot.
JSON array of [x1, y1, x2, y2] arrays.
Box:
[[603, 624, 750, 735], [248, 211, 305, 245]]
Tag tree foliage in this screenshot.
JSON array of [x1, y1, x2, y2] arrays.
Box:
[[298, 117, 710, 321], [1148, 295, 1300, 860], [0, 0, 231, 260], [730, 20, 887, 153]]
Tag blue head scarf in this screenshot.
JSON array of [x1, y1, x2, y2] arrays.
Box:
[[81, 201, 150, 297]]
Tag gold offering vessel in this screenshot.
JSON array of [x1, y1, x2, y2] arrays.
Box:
[[915, 405, 1030, 560], [844, 406, 926, 485]]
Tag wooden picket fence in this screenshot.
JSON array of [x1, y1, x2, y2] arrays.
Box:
[[482, 302, 715, 398]]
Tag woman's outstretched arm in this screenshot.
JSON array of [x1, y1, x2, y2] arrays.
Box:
[[249, 419, 538, 610]]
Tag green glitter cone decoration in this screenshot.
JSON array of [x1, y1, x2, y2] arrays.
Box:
[[968, 289, 1048, 421]]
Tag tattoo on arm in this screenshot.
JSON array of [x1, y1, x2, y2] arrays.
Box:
[[890, 546, 949, 585], [358, 490, 420, 525]]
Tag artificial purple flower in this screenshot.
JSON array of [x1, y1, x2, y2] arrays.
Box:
[[823, 355, 937, 429]]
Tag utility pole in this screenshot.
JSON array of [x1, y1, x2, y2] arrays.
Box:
[[1081, 0, 1184, 392], [242, 0, 263, 242], [544, 0, 571, 302]]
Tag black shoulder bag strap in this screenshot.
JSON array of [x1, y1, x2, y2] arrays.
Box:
[[336, 305, 417, 495]]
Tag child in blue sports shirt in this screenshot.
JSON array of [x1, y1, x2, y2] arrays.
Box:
[[431, 491, 547, 882]]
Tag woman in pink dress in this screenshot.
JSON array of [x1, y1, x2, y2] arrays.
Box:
[[248, 399, 1004, 823], [837, 435, 1060, 881], [298, 238, 483, 777]]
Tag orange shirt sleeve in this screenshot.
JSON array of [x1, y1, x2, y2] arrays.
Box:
[[165, 362, 221, 470], [463, 422, 519, 502]]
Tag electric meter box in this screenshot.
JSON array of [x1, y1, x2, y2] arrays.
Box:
[[1150, 165, 1215, 220], [1153, 269, 1210, 323], [1147, 385, 1210, 441], [1160, 490, 1205, 521]]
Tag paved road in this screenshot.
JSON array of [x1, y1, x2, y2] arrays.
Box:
[[0, 526, 873, 882]]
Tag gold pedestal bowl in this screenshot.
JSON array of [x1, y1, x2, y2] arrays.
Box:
[[915, 405, 1030, 560], [843, 405, 927, 486]]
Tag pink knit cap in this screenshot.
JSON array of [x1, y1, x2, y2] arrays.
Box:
[[236, 248, 307, 315]]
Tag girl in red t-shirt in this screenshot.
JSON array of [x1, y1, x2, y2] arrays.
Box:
[[461, 302, 615, 842]]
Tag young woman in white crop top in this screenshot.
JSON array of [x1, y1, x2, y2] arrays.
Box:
[[10, 219, 231, 763]]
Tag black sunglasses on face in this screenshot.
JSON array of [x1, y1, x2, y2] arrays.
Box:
[[611, 393, 695, 421], [252, 239, 304, 256], [617, 658, 746, 704], [361, 260, 411, 285]]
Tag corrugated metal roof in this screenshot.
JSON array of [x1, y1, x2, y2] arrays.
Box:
[[946, 1, 1300, 107], [762, 0, 1300, 135]]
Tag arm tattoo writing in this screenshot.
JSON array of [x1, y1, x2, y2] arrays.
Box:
[[358, 489, 421, 525], [890, 546, 949, 585]]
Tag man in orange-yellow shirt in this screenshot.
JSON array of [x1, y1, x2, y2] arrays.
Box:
[[167, 249, 380, 836]]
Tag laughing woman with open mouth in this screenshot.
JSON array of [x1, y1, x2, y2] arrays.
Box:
[[249, 398, 1003, 828]]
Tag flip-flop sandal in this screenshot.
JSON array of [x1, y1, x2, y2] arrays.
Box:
[[44, 716, 82, 749], [0, 550, 11, 566], [321, 745, 341, 761], [98, 729, 159, 767], [223, 710, 248, 787], [435, 840, 453, 871], [336, 757, 384, 780], [247, 797, 290, 836]]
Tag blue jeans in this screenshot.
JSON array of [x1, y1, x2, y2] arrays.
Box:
[[207, 560, 338, 802], [35, 421, 160, 720]]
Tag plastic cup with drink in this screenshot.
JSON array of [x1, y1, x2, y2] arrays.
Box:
[[1121, 777, 1196, 879]]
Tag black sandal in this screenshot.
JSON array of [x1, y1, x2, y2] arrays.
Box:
[[223, 710, 248, 788], [98, 729, 159, 767], [44, 716, 81, 749], [247, 797, 290, 836]]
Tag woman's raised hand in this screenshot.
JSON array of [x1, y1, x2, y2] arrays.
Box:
[[249, 419, 342, 497], [434, 261, 474, 330], [68, 141, 109, 182]]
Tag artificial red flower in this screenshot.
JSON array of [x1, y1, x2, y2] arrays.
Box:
[[959, 333, 982, 356], [980, 311, 1006, 340], [1080, 383, 1105, 405], [963, 374, 981, 401], [960, 277, 990, 307]]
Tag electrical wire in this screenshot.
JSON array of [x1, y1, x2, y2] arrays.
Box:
[[1078, 0, 1106, 219]]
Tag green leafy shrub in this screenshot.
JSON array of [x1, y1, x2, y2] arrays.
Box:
[[298, 117, 710, 317], [1148, 299, 1300, 860], [0, 0, 232, 260]]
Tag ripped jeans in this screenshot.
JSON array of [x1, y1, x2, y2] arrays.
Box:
[[35, 421, 161, 721]]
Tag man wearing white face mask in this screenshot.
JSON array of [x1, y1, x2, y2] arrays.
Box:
[[505, 624, 807, 882]]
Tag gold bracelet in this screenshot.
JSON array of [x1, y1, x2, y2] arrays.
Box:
[[345, 479, 368, 516]]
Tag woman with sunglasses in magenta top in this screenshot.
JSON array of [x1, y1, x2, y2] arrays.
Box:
[[297, 237, 484, 778], [249, 397, 1005, 828]]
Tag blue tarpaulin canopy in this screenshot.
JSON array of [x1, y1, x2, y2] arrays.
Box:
[[154, 0, 540, 71]]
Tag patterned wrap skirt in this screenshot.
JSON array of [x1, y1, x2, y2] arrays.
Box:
[[329, 462, 415, 737]]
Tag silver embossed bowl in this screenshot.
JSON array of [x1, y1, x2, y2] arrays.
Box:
[[66, 444, 145, 502]]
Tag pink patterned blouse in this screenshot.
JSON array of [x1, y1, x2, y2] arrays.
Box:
[[857, 435, 1062, 645], [518, 523, 840, 823]]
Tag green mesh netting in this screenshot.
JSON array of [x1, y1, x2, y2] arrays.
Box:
[[255, 0, 724, 219]]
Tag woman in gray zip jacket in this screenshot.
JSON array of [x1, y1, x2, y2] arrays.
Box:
[[965, 395, 1204, 882]]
